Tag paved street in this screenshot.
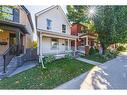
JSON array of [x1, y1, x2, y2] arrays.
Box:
[[81, 52, 127, 89]]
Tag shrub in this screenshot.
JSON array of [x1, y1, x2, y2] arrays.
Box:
[[117, 46, 126, 51], [89, 47, 99, 55], [65, 52, 73, 59], [80, 54, 85, 58], [101, 50, 119, 61], [43, 54, 56, 64]]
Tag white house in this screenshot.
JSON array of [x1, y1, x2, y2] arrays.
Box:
[[35, 6, 78, 57]]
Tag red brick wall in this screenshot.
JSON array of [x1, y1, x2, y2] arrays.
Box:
[[71, 24, 78, 36], [71, 23, 87, 47]]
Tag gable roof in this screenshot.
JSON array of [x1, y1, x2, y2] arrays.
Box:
[[35, 5, 71, 27], [20, 5, 34, 31]]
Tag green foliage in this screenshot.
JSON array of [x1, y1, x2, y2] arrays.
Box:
[[33, 41, 37, 48], [43, 54, 56, 64], [89, 47, 99, 55], [66, 5, 88, 23], [65, 52, 73, 59], [84, 49, 119, 63], [117, 46, 126, 51], [93, 6, 127, 53], [102, 50, 119, 61]]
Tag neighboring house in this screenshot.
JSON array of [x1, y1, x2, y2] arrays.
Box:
[[35, 6, 78, 57], [0, 6, 34, 72], [71, 23, 97, 54]]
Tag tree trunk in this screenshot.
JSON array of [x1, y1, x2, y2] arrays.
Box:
[[101, 42, 106, 55]]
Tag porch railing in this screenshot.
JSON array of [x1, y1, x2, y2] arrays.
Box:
[[3, 46, 17, 73]]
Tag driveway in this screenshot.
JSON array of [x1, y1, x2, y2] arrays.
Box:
[[80, 52, 127, 89]]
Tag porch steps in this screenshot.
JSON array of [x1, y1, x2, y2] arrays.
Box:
[[5, 57, 19, 76], [0, 56, 18, 77], [0, 56, 4, 72]]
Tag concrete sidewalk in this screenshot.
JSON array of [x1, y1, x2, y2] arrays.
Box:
[[54, 72, 88, 89], [80, 52, 127, 89], [76, 57, 101, 66]]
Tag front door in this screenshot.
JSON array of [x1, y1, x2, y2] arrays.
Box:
[[9, 33, 16, 47]]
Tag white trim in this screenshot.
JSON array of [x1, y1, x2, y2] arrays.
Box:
[[40, 34, 43, 56], [37, 29, 78, 40], [35, 5, 71, 27], [86, 36, 89, 46]]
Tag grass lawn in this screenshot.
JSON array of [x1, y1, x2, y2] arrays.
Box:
[[84, 54, 107, 63], [0, 58, 94, 89]]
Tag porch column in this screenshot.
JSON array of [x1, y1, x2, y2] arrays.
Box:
[[40, 34, 43, 56], [74, 39, 77, 56], [16, 31, 21, 56], [85, 36, 90, 55], [86, 36, 89, 46], [68, 39, 69, 50]]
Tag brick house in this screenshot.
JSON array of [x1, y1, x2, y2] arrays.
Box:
[[71, 23, 98, 54]]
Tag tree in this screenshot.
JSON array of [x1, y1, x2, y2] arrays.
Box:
[[93, 6, 127, 54], [67, 5, 127, 54], [33, 40, 38, 48], [67, 5, 88, 23]]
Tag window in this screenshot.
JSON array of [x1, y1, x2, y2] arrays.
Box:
[[13, 8, 19, 23], [0, 6, 19, 23], [62, 24, 66, 33], [51, 38, 58, 49], [47, 19, 52, 30]]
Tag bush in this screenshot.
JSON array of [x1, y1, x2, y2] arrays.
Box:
[[65, 52, 73, 59], [102, 50, 119, 61], [117, 46, 126, 51], [89, 47, 99, 55], [43, 54, 56, 64]]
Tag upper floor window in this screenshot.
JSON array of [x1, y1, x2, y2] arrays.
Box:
[[0, 6, 19, 23], [62, 24, 66, 33], [47, 19, 52, 30]]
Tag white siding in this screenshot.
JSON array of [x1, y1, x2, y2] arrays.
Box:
[[37, 7, 71, 35], [42, 37, 70, 54]]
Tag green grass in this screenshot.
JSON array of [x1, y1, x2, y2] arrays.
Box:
[[0, 58, 94, 89], [84, 55, 107, 63]]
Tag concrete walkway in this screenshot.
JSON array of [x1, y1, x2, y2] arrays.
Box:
[[76, 57, 101, 66], [54, 72, 88, 89], [80, 52, 127, 89], [8, 61, 37, 77]]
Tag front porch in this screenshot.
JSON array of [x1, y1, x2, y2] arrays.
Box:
[[38, 30, 78, 57], [0, 21, 29, 73], [76, 33, 98, 54]]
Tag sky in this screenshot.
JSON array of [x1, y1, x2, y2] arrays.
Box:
[[25, 6, 67, 41]]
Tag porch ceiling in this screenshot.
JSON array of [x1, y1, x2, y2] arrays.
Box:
[[0, 20, 29, 34], [37, 29, 78, 40]]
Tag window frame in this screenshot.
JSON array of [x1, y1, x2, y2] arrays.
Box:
[[51, 38, 59, 50], [62, 24, 66, 33], [0, 6, 19, 23], [47, 19, 52, 30]]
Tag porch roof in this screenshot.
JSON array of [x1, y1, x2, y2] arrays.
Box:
[[37, 29, 78, 40], [78, 32, 98, 39], [0, 20, 29, 34]]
